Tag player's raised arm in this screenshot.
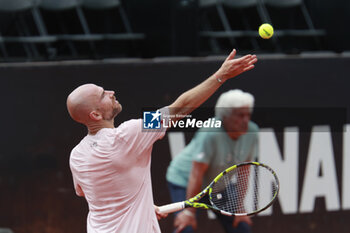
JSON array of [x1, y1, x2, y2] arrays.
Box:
[[168, 49, 257, 121]]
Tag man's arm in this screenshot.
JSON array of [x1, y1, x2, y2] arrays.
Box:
[[168, 49, 257, 121], [173, 161, 209, 233], [186, 161, 209, 211], [233, 166, 253, 228]]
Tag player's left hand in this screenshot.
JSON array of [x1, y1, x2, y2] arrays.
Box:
[[233, 215, 253, 228], [154, 205, 168, 220], [216, 49, 258, 82]]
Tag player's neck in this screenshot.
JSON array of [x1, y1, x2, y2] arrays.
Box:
[[87, 120, 114, 135]]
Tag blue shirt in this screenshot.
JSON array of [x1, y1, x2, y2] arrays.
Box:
[[166, 121, 259, 187]]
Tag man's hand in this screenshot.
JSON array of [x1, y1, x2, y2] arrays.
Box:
[[168, 49, 257, 122], [174, 210, 197, 233], [215, 49, 258, 82], [154, 205, 168, 220], [233, 215, 253, 228]]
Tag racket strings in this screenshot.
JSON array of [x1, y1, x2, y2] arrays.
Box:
[[210, 164, 278, 215]]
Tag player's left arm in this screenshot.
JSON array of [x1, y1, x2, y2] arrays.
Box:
[[168, 50, 257, 122]]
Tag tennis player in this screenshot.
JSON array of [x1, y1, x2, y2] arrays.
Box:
[[66, 49, 257, 233]]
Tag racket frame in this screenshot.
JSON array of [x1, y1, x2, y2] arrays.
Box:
[[159, 162, 279, 216], [208, 162, 280, 216]]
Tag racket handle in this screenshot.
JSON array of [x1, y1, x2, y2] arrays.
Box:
[[158, 201, 185, 214]]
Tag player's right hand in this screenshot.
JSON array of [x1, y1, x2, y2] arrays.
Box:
[[174, 210, 197, 233]]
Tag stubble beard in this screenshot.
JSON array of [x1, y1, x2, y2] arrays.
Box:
[[104, 104, 122, 121]]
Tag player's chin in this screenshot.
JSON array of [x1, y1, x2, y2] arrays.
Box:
[[117, 104, 122, 113], [116, 104, 122, 113], [110, 105, 122, 119]]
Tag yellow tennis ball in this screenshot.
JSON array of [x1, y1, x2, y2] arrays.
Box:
[[259, 23, 274, 39]]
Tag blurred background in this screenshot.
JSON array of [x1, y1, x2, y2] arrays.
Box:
[[0, 0, 350, 233], [0, 0, 349, 61]]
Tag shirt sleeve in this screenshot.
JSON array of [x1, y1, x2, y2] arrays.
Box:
[[119, 107, 169, 154]]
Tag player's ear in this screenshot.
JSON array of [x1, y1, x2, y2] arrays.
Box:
[[89, 111, 102, 121]]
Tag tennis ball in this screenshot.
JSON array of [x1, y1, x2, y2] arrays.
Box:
[[259, 23, 274, 39]]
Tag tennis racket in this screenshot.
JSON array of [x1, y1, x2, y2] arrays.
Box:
[[159, 162, 279, 216]]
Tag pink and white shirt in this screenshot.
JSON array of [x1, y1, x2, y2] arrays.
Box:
[[70, 117, 166, 233]]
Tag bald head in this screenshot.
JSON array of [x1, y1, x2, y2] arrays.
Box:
[[67, 84, 102, 124]]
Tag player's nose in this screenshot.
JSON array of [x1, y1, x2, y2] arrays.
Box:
[[106, 90, 115, 96]]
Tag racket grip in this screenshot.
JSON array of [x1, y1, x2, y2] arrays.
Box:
[[158, 201, 185, 214]]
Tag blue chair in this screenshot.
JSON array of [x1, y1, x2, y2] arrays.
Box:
[[262, 0, 326, 50], [39, 0, 145, 58], [82, 0, 145, 41], [0, 0, 57, 60], [39, 0, 101, 57], [199, 0, 272, 53]]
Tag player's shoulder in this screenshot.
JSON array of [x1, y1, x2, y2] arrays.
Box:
[[70, 135, 88, 152], [115, 119, 142, 138], [69, 138, 88, 163], [248, 121, 259, 133], [118, 119, 141, 130], [70, 144, 79, 158]]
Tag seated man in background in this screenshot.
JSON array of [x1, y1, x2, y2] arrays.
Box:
[[166, 89, 259, 233]]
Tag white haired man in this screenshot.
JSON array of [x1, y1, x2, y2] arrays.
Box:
[[66, 50, 257, 233], [166, 89, 258, 233]]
